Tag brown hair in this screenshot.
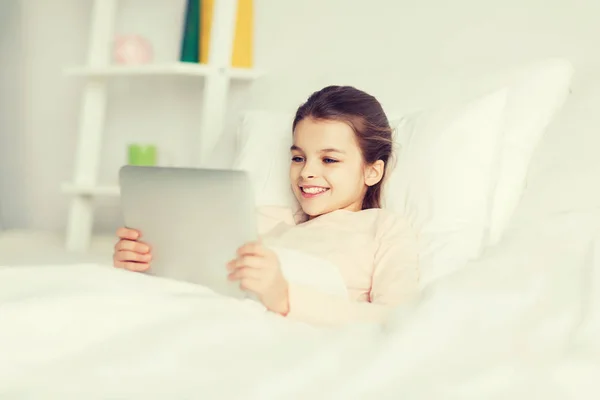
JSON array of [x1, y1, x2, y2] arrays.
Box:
[[292, 85, 393, 209]]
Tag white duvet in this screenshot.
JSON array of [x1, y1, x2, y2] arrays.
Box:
[[1, 212, 599, 399]]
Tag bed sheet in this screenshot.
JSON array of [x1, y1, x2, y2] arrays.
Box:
[[0, 212, 599, 399]]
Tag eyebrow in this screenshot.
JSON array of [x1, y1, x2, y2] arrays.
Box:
[[290, 145, 345, 154]]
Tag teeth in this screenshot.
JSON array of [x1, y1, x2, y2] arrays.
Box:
[[302, 187, 328, 194]]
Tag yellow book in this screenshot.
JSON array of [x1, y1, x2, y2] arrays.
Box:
[[200, 0, 253, 68]]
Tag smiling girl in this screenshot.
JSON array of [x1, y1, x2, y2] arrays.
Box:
[[113, 85, 420, 327]]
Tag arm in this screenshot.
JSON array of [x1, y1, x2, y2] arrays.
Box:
[[285, 215, 420, 327]]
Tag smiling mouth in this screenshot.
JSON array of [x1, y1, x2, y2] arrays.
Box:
[[300, 186, 330, 198]]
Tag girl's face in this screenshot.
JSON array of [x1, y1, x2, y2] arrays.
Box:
[[289, 118, 382, 218]]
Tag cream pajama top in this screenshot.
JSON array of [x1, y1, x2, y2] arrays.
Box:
[[256, 207, 420, 327]]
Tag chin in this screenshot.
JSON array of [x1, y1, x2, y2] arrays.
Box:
[[299, 202, 333, 218], [302, 209, 322, 218]]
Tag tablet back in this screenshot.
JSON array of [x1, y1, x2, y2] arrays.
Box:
[[119, 165, 258, 299]]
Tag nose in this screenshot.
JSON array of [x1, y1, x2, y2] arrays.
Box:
[[300, 160, 318, 180]]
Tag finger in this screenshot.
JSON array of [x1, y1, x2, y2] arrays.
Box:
[[115, 239, 151, 254], [238, 277, 261, 293], [228, 266, 261, 281], [115, 239, 150, 253], [115, 250, 152, 263], [237, 241, 265, 257], [114, 260, 150, 272], [116, 227, 140, 240], [230, 255, 265, 270]]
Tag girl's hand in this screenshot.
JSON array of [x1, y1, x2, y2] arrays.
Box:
[[113, 227, 152, 272], [227, 241, 289, 315]]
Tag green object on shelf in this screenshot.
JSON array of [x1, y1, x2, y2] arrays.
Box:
[[180, 0, 200, 63], [128, 144, 157, 166]]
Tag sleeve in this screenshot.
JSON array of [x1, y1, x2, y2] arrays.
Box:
[[285, 214, 420, 327], [369, 215, 420, 305]]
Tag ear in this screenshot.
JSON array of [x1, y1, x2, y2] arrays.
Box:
[[364, 160, 385, 187]]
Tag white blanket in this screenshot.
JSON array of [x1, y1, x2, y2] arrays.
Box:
[[1, 212, 599, 399]]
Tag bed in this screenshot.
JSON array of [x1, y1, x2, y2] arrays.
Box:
[[1, 59, 599, 398]]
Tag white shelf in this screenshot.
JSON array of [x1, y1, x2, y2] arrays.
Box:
[[64, 62, 261, 80], [62, 183, 120, 197], [65, 0, 246, 252]]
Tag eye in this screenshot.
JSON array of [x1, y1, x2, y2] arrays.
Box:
[[323, 158, 338, 164], [291, 156, 304, 163]]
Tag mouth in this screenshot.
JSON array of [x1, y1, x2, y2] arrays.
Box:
[[299, 186, 330, 199]]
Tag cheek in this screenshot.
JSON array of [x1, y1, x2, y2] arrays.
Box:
[[328, 165, 365, 189], [289, 164, 299, 181]]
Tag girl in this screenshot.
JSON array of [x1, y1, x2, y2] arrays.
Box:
[[113, 85, 419, 327]]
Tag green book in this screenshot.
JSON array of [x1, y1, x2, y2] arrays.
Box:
[[180, 0, 200, 62]]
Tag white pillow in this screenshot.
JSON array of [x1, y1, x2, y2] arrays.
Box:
[[233, 90, 508, 289], [486, 59, 573, 245], [386, 88, 509, 287], [233, 111, 297, 209], [231, 59, 573, 288]]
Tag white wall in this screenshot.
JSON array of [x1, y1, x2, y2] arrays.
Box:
[[2, 0, 600, 235]]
